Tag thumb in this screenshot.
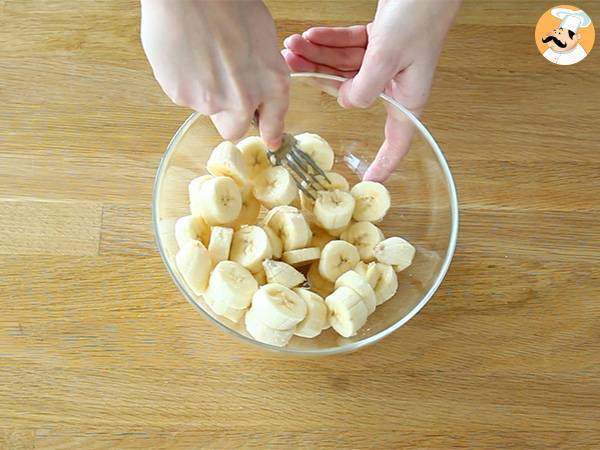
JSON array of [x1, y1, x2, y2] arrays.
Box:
[[338, 43, 398, 109]]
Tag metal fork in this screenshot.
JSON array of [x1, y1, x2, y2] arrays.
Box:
[[267, 133, 332, 200], [252, 114, 331, 200]]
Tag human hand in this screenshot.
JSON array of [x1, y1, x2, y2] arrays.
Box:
[[282, 0, 461, 180], [140, 0, 289, 149]]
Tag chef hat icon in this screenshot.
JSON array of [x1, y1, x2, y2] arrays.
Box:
[[551, 8, 592, 33]]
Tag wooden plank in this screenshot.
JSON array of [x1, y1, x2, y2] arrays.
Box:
[[1, 0, 599, 448], [0, 200, 101, 256]]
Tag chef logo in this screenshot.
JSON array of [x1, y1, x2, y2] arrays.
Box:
[[535, 5, 595, 65]]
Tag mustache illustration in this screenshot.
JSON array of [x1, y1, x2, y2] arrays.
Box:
[[542, 35, 567, 48]]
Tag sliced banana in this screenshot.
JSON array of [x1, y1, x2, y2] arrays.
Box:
[[195, 176, 242, 226], [206, 141, 249, 187], [229, 225, 272, 273], [313, 189, 355, 231], [326, 286, 368, 338], [354, 261, 370, 279], [351, 181, 391, 223], [253, 166, 298, 209], [237, 136, 270, 180], [204, 260, 257, 309], [366, 262, 398, 305], [188, 174, 213, 208], [252, 283, 307, 330], [294, 132, 334, 171], [340, 221, 385, 262], [207, 226, 234, 264], [320, 171, 350, 192], [293, 288, 328, 338], [373, 236, 416, 271], [263, 226, 283, 259], [307, 261, 335, 297], [265, 206, 312, 251], [175, 215, 210, 248], [245, 307, 295, 347], [253, 268, 267, 286], [175, 240, 212, 296], [263, 259, 305, 288], [206, 295, 246, 323], [226, 187, 261, 229], [319, 240, 360, 283], [310, 226, 335, 250], [322, 223, 349, 238], [263, 205, 298, 228], [335, 270, 376, 315], [299, 172, 350, 213], [282, 247, 321, 267]]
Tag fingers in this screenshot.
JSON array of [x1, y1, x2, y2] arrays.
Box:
[[210, 109, 254, 143], [258, 94, 289, 149], [363, 106, 417, 182], [283, 34, 365, 71], [338, 43, 399, 109], [282, 49, 358, 78], [302, 25, 368, 48]]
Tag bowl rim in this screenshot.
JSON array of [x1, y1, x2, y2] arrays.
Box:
[[152, 72, 459, 355]]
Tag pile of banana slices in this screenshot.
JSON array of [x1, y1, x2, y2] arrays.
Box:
[[174, 133, 416, 347]]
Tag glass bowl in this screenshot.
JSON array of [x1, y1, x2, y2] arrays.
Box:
[[153, 72, 458, 355]]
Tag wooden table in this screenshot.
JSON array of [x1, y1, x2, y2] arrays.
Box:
[[1, 1, 599, 448]]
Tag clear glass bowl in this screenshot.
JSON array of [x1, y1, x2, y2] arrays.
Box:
[[153, 73, 459, 355]]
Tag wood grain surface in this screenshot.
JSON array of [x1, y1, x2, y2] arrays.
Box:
[[1, 0, 599, 448]]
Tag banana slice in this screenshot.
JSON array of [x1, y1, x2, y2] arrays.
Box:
[[334, 270, 376, 314], [319, 240, 360, 283], [294, 132, 334, 171], [253, 268, 267, 286], [366, 262, 398, 305], [204, 260, 257, 309], [373, 236, 416, 271], [230, 225, 272, 273], [175, 240, 212, 296], [206, 141, 249, 187], [282, 247, 321, 267], [322, 223, 349, 238], [310, 226, 335, 249], [195, 176, 242, 226], [237, 136, 271, 180], [263, 205, 298, 228], [340, 221, 385, 262], [188, 174, 213, 208], [245, 307, 294, 347], [253, 166, 298, 209], [263, 226, 283, 259], [320, 172, 350, 192], [326, 286, 369, 337], [299, 172, 350, 213], [265, 206, 312, 251], [206, 295, 246, 323], [293, 288, 328, 338], [175, 215, 210, 248], [262, 259, 305, 288], [314, 190, 355, 231], [207, 226, 234, 264], [227, 187, 261, 229], [252, 283, 307, 330], [351, 181, 391, 223], [307, 261, 335, 297], [354, 261, 371, 279]]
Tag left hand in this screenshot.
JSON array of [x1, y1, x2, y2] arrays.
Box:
[[282, 0, 461, 181]]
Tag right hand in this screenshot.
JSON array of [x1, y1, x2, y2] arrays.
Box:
[[140, 0, 289, 149], [282, 0, 460, 181]]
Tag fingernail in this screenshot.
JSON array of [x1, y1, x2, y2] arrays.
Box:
[[283, 36, 292, 48], [337, 95, 349, 109]]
